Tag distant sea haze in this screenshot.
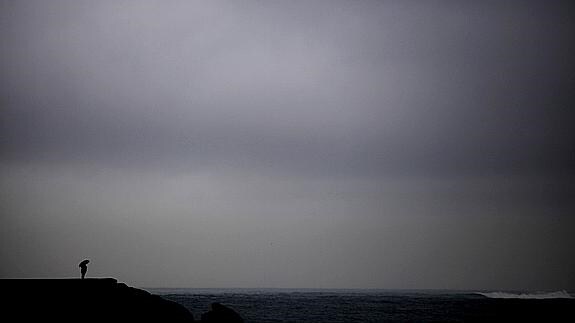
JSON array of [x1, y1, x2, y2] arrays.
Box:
[[477, 290, 572, 299], [151, 288, 574, 322]]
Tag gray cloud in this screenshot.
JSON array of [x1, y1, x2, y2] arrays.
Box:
[[1, 1, 574, 289], [2, 0, 573, 175]]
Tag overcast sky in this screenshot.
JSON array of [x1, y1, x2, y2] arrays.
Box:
[[1, 0, 574, 290]]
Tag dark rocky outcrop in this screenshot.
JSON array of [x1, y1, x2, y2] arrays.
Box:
[[201, 302, 244, 323], [1, 278, 194, 322]]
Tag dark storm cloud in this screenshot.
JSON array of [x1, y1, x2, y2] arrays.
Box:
[[2, 0, 573, 176]]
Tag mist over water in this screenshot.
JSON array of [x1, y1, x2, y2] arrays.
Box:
[[477, 291, 573, 299]]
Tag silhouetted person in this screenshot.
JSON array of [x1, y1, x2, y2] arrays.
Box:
[[79, 259, 90, 279]]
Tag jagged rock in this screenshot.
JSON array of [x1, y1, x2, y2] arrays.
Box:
[[1, 278, 194, 322], [201, 302, 244, 323]]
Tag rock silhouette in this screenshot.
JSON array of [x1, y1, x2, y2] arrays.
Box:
[[1, 278, 194, 322], [1, 278, 245, 322], [201, 302, 244, 323]]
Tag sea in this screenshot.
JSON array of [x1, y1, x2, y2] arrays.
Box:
[[147, 288, 574, 322]]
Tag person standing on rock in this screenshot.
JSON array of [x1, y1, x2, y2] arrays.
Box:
[[79, 259, 90, 279]]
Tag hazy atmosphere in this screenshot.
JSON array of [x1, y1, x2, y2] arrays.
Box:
[[1, 0, 574, 290]]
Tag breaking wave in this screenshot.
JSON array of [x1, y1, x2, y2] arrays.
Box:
[[477, 290, 572, 299]]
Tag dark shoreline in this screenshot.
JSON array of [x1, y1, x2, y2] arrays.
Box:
[[1, 279, 573, 322], [1, 278, 194, 322]]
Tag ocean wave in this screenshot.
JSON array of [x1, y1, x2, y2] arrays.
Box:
[[477, 290, 572, 299]]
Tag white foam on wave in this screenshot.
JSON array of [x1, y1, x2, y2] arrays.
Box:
[[477, 290, 572, 299]]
